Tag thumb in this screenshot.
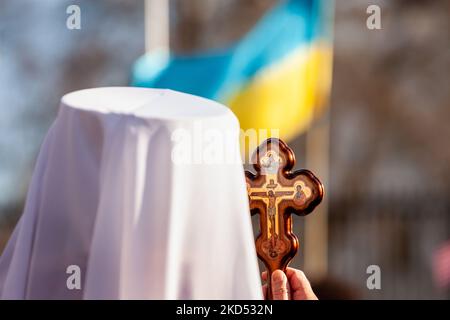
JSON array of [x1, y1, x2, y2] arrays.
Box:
[[271, 270, 289, 300]]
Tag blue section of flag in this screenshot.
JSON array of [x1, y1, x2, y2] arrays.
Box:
[[132, 0, 323, 101]]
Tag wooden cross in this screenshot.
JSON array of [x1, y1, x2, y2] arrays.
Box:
[[245, 138, 324, 300]]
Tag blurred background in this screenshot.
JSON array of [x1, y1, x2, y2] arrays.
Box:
[[0, 0, 449, 299]]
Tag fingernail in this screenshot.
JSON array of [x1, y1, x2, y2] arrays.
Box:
[[271, 270, 285, 282]]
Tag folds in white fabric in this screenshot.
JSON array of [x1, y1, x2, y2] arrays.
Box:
[[0, 87, 262, 299]]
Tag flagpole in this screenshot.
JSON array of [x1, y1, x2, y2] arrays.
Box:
[[303, 0, 335, 280], [304, 112, 330, 278], [145, 0, 170, 54]]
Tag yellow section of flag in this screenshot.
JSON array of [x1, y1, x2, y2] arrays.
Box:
[[228, 42, 333, 144]]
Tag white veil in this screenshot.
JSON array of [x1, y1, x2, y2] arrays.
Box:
[[0, 87, 262, 299]]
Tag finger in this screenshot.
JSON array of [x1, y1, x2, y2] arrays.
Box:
[[262, 284, 267, 299], [286, 268, 317, 300], [285, 268, 317, 300], [261, 271, 267, 281], [271, 270, 289, 300]]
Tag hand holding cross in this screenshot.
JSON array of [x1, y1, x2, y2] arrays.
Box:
[[245, 138, 324, 300]]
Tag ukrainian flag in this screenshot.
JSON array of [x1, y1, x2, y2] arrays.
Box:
[[132, 0, 334, 143]]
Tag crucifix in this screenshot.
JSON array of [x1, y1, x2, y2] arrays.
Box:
[[245, 138, 324, 300]]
